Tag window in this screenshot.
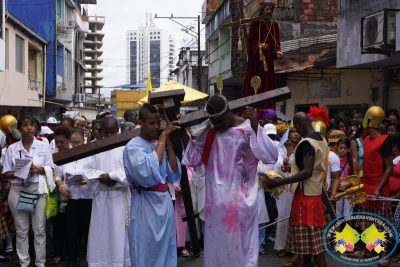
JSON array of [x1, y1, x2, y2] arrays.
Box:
[[16, 35, 24, 73], [150, 37, 152, 39], [150, 32, 153, 35], [66, 49, 72, 79], [56, 0, 63, 19]]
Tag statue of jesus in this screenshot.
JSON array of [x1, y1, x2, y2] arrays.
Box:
[[242, 0, 283, 110]]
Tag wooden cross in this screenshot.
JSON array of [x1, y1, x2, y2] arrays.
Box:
[[147, 89, 202, 256], [52, 87, 291, 165], [52, 86, 291, 256], [222, 0, 264, 55]]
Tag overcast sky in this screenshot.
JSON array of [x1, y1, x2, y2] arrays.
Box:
[[86, 0, 205, 97]]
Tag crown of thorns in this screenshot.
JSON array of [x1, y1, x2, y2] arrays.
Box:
[[204, 94, 229, 119]]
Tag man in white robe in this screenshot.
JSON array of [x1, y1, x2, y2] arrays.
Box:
[[83, 118, 130, 267], [181, 95, 279, 267], [123, 104, 181, 267]]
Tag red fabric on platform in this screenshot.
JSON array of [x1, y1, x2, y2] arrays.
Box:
[[242, 20, 281, 111], [290, 191, 326, 227], [132, 182, 168, 195], [202, 128, 216, 165]]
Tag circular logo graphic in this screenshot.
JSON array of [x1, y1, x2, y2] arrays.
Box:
[[323, 212, 399, 266]]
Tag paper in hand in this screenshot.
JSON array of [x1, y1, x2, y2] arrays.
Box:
[[67, 174, 83, 186], [14, 158, 33, 180]]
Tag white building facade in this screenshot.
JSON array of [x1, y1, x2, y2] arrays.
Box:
[[126, 13, 175, 88]]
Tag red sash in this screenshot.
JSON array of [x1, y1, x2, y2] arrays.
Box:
[[202, 129, 216, 165], [132, 182, 168, 195]]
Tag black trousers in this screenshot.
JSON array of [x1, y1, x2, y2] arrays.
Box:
[[65, 198, 92, 262], [51, 205, 66, 258]]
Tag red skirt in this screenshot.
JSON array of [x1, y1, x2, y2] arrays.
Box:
[[361, 177, 390, 210], [290, 191, 326, 227]]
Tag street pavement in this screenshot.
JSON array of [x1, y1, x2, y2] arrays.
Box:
[[178, 241, 400, 267], [0, 241, 399, 266]]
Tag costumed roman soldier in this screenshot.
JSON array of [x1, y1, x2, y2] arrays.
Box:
[[308, 106, 330, 140], [264, 111, 328, 267], [242, 0, 283, 111], [348, 106, 393, 264]]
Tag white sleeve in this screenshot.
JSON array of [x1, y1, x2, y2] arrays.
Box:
[[329, 152, 340, 172], [54, 165, 64, 182]]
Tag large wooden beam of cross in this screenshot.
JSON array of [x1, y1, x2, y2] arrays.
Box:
[[52, 86, 291, 165], [222, 0, 264, 55], [52, 86, 291, 257], [147, 89, 201, 257]]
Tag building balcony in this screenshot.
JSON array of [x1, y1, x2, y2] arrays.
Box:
[[86, 67, 103, 73], [84, 76, 103, 81], [89, 16, 105, 31], [83, 84, 103, 89], [84, 50, 103, 57], [83, 40, 103, 49], [86, 32, 105, 42], [28, 77, 42, 91]]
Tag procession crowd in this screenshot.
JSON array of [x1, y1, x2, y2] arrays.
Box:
[[0, 96, 398, 267]]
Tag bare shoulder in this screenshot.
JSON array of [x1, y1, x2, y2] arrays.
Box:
[[233, 115, 245, 127]]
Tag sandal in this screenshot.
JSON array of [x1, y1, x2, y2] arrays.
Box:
[[178, 248, 190, 257], [51, 256, 61, 265], [277, 250, 288, 258], [377, 259, 390, 266], [282, 260, 301, 267], [4, 247, 13, 256], [259, 250, 267, 256]]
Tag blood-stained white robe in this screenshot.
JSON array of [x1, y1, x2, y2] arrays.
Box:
[[83, 147, 131, 267], [182, 120, 278, 267]]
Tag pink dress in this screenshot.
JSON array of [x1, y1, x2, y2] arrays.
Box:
[[182, 120, 278, 267], [174, 167, 193, 247]]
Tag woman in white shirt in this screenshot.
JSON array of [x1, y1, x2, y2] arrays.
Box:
[[2, 116, 54, 267], [54, 129, 93, 267]]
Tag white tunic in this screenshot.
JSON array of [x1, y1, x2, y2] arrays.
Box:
[[83, 147, 131, 267]]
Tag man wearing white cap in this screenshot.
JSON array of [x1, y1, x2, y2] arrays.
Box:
[[46, 117, 58, 132]]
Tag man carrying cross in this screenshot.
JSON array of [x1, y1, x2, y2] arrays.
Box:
[[181, 94, 278, 266]]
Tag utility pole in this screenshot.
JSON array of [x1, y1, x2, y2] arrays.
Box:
[[154, 13, 202, 258], [154, 14, 202, 92], [197, 15, 202, 93]]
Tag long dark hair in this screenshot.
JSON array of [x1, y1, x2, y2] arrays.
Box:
[[338, 137, 353, 176]]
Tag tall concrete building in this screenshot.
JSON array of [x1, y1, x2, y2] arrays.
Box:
[[126, 13, 175, 88], [84, 15, 105, 109]]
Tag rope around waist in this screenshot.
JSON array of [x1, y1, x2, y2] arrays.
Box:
[[99, 186, 129, 226]]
